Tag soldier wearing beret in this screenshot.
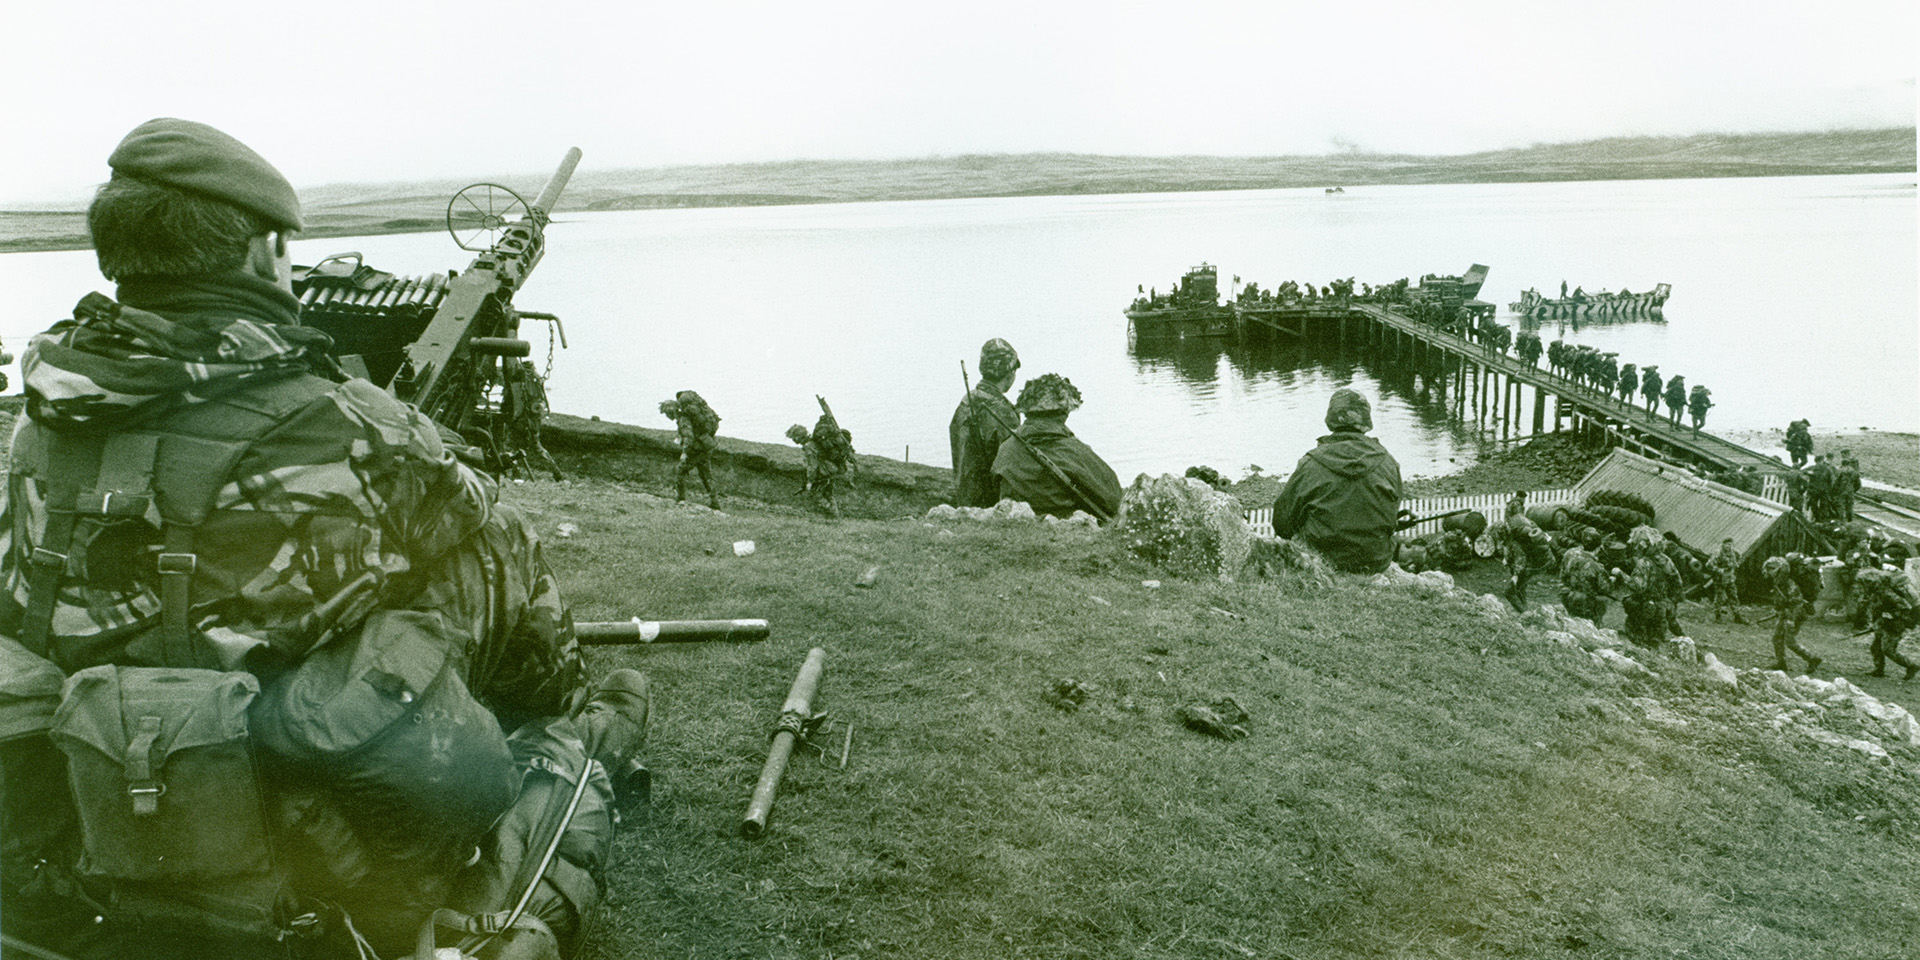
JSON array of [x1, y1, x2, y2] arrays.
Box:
[[0, 120, 649, 960]]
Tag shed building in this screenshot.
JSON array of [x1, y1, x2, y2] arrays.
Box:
[[1571, 449, 1828, 594]]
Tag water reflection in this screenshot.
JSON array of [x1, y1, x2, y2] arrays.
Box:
[[1127, 332, 1503, 479]]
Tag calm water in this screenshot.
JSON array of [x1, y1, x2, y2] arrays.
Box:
[[2, 173, 1913, 481]]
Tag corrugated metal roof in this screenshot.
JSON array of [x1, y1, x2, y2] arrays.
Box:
[[1571, 449, 1810, 563]]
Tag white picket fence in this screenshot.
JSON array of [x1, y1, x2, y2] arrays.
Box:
[[1245, 488, 1573, 539]]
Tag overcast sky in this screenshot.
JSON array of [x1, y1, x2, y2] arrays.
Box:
[[3, 0, 1914, 203]]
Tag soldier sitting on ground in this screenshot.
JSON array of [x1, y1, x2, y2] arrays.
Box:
[[0, 118, 653, 960], [1271, 389, 1404, 575], [990, 373, 1123, 521]]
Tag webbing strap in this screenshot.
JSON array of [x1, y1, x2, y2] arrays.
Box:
[[124, 715, 164, 816], [157, 524, 199, 668], [21, 433, 109, 656]]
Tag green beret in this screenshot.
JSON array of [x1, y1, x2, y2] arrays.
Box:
[[108, 118, 302, 231]]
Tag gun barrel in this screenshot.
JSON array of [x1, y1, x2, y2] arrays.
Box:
[[743, 646, 827, 838], [575, 619, 771, 644], [533, 147, 583, 216]]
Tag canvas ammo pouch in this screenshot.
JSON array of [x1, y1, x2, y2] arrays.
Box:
[[252, 609, 519, 873], [49, 664, 287, 937]]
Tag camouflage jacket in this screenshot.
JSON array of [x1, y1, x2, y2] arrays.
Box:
[[949, 383, 1019, 508], [1, 276, 574, 717]]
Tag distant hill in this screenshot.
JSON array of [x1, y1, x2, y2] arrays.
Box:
[[5, 128, 1911, 253]]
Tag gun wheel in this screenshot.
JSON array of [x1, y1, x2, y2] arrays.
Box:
[[447, 183, 531, 252]]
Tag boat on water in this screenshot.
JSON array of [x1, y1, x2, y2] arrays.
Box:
[[1125, 263, 1234, 339], [1511, 283, 1671, 320]]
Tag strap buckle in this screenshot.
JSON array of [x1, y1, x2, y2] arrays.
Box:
[[156, 552, 197, 575], [28, 547, 68, 570]]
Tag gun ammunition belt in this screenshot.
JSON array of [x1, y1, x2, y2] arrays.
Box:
[[297, 273, 451, 318]]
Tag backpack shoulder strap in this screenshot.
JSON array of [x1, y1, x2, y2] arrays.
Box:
[[18, 373, 339, 666]]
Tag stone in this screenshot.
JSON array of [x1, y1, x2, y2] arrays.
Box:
[[926, 504, 959, 520], [1592, 648, 1652, 678], [1116, 474, 1253, 580], [1476, 594, 1512, 619], [1700, 653, 1740, 690], [1544, 630, 1581, 648], [1657, 636, 1698, 665], [1629, 697, 1690, 729]]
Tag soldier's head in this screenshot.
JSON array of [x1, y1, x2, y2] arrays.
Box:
[[785, 424, 810, 444], [658, 399, 681, 419], [1763, 556, 1788, 580], [1628, 525, 1662, 554], [1015, 373, 1082, 418], [1324, 388, 1373, 433], [979, 338, 1020, 385], [88, 119, 302, 289]]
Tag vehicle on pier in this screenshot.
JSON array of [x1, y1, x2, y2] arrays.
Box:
[[1125, 263, 1234, 339], [1393, 264, 1495, 332], [1512, 283, 1670, 320]]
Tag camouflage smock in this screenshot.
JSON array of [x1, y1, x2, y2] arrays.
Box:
[[0, 273, 578, 722]]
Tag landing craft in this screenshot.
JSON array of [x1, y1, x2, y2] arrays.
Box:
[[1124, 263, 1234, 339]]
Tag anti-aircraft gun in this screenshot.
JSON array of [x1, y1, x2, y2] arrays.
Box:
[[291, 148, 582, 477]]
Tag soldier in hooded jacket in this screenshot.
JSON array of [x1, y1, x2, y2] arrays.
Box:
[[1271, 389, 1404, 575]]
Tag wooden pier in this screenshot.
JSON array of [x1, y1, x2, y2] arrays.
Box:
[[1233, 301, 1787, 478]]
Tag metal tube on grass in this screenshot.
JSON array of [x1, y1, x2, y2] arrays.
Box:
[[743, 647, 827, 838], [575, 619, 770, 644]]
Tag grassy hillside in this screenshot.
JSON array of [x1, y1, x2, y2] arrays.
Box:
[[502, 474, 1920, 960], [5, 128, 1910, 252]]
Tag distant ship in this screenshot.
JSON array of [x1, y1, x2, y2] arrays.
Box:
[[1512, 283, 1671, 320], [1125, 263, 1234, 339]]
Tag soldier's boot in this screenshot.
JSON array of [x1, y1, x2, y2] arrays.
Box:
[[675, 476, 688, 503], [1891, 647, 1919, 682], [570, 669, 652, 809]]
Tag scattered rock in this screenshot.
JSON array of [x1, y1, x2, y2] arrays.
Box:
[[1701, 653, 1740, 690], [1141, 580, 1162, 589], [556, 522, 579, 538], [1045, 678, 1098, 712], [1544, 631, 1581, 648], [853, 565, 880, 588], [1177, 697, 1250, 740], [1117, 474, 1253, 581], [1090, 595, 1110, 606], [1658, 636, 1698, 665], [1629, 697, 1690, 729], [1592, 648, 1652, 678], [732, 540, 756, 557], [1475, 594, 1512, 619], [926, 504, 959, 520]]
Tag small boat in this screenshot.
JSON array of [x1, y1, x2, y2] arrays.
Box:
[[1125, 263, 1234, 338], [1511, 283, 1671, 320]]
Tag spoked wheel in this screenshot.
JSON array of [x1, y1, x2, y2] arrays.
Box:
[[447, 183, 531, 252]]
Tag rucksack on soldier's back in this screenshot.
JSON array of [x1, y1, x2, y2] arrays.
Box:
[[50, 665, 294, 942]]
